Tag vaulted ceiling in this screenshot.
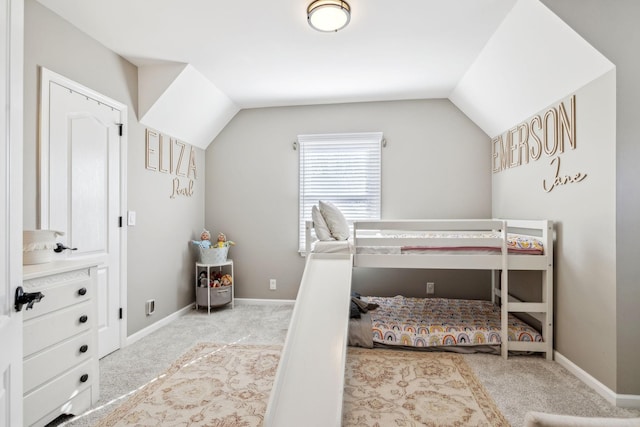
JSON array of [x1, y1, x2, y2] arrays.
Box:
[[36, 0, 613, 148]]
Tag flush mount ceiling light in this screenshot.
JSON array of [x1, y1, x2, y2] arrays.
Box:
[[307, 0, 351, 32]]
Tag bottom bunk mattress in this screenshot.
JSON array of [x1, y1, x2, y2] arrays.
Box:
[[349, 296, 543, 354]]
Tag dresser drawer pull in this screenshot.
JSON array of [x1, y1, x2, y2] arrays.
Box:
[[79, 345, 89, 353], [79, 315, 88, 323], [78, 287, 87, 296], [80, 374, 89, 383]]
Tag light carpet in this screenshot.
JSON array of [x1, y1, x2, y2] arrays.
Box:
[[96, 343, 509, 427]]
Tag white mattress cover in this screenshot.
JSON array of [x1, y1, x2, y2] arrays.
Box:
[[311, 233, 543, 255], [312, 240, 354, 254], [313, 242, 499, 256]]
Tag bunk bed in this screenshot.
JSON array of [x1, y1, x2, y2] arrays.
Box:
[[310, 218, 554, 359], [266, 216, 553, 426]]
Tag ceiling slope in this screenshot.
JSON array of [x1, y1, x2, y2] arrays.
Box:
[[138, 64, 239, 150], [450, 0, 614, 138]]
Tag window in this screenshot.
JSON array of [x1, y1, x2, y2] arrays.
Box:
[[298, 132, 383, 252]]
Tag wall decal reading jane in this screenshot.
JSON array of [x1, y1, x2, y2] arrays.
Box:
[[543, 156, 587, 193], [491, 95, 587, 192], [145, 129, 197, 198]]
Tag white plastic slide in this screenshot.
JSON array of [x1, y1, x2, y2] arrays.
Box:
[[264, 253, 353, 427]]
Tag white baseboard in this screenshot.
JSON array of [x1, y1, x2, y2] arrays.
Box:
[[234, 298, 295, 305], [125, 303, 193, 347], [555, 351, 640, 409]]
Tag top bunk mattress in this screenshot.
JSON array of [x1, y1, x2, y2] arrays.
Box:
[[313, 233, 544, 255], [397, 232, 544, 255]]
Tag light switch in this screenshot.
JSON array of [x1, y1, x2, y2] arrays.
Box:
[[127, 211, 136, 226]]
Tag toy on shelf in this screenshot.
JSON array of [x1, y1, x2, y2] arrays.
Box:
[[220, 274, 233, 286], [216, 232, 236, 248], [191, 229, 212, 249], [198, 270, 232, 288], [193, 230, 236, 264]]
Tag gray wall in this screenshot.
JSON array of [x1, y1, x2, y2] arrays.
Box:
[[492, 73, 617, 390], [23, 0, 205, 336], [542, 0, 640, 398], [205, 99, 492, 300]]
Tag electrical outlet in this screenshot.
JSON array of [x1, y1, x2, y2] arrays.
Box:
[[270, 279, 277, 290], [426, 282, 435, 294]]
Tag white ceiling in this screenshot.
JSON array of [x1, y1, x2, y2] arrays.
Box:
[[36, 0, 518, 109]]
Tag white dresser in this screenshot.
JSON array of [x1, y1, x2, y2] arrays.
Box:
[[22, 260, 100, 427]]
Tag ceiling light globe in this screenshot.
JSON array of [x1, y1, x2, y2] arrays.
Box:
[[307, 0, 351, 32]]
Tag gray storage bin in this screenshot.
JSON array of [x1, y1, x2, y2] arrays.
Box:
[[196, 285, 232, 307]]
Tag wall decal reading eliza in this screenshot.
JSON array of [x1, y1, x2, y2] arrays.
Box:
[[491, 95, 587, 192], [145, 129, 197, 198]]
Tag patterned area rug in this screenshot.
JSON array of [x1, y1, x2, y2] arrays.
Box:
[[96, 343, 509, 427], [344, 347, 509, 426]]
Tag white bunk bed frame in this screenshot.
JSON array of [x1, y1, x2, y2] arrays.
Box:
[[351, 219, 554, 359], [266, 218, 553, 426]]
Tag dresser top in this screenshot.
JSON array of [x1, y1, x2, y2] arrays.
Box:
[[23, 259, 100, 281]]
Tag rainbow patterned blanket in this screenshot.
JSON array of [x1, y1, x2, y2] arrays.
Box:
[[365, 296, 542, 347]]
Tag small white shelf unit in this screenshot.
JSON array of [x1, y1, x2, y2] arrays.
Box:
[[195, 260, 234, 313]]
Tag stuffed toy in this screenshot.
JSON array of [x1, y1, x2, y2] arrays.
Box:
[[220, 274, 233, 286], [198, 271, 209, 287]]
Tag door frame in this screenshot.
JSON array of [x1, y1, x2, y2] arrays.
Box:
[[1, 0, 24, 424], [38, 67, 128, 351]]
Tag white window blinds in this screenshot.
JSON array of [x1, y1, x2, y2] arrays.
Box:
[[298, 132, 382, 252]]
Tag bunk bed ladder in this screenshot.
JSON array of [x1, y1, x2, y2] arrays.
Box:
[[499, 221, 509, 359], [500, 220, 554, 361]]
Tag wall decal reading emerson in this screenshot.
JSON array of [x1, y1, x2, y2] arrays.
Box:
[[145, 128, 197, 198], [491, 95, 586, 193]]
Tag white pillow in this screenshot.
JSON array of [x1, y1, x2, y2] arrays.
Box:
[[319, 200, 350, 240], [312, 205, 333, 241]]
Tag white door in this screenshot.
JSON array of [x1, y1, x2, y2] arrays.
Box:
[[0, 0, 24, 425], [39, 69, 127, 359]]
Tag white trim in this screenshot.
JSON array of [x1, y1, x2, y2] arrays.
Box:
[[119, 108, 128, 351], [234, 298, 296, 306], [125, 304, 193, 347], [3, 0, 25, 424], [555, 351, 640, 409]]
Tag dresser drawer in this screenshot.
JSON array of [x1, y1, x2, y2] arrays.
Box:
[[24, 330, 93, 393], [24, 360, 94, 427], [24, 301, 93, 356], [23, 271, 92, 320]]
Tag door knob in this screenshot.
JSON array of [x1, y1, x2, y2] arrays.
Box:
[[54, 243, 77, 253], [14, 286, 45, 312]]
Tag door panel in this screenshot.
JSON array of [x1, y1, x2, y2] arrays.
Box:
[[70, 114, 108, 255], [40, 70, 125, 359], [0, 0, 24, 425]]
